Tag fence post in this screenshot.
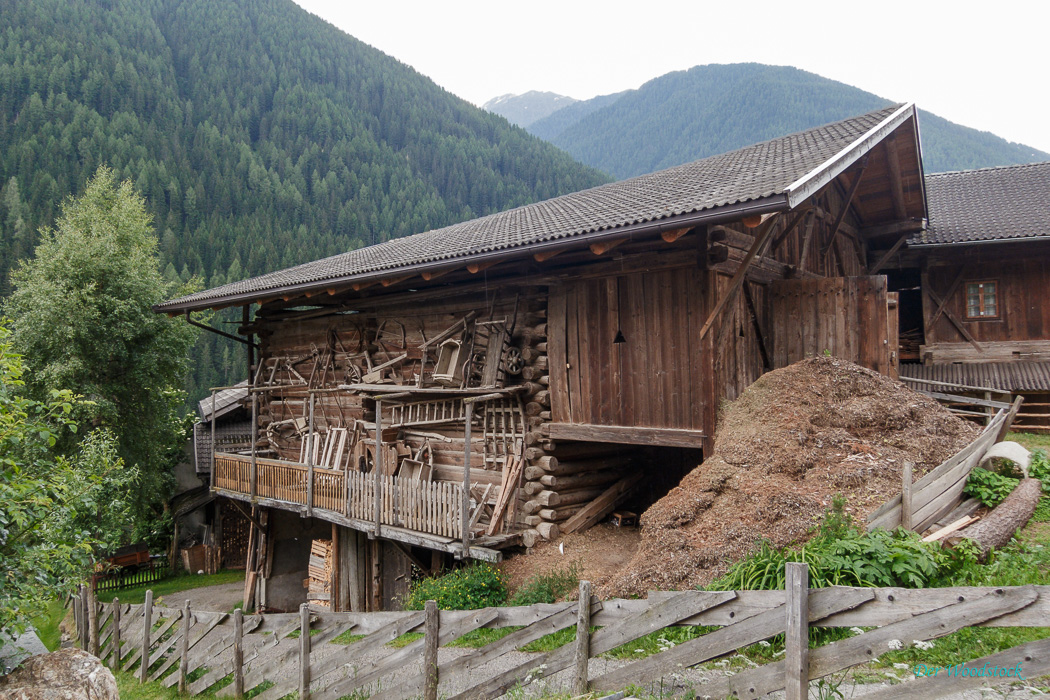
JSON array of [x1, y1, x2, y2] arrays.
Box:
[[901, 461, 914, 530], [233, 608, 244, 697], [74, 586, 84, 650], [88, 584, 99, 657], [785, 563, 809, 700], [423, 600, 439, 700], [306, 392, 315, 516], [373, 398, 382, 537], [299, 603, 311, 700], [178, 600, 191, 693], [461, 402, 473, 553], [574, 580, 592, 694], [111, 598, 121, 669], [140, 589, 153, 683]]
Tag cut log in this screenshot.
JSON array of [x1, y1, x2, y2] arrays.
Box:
[[537, 506, 585, 522], [522, 500, 543, 515], [530, 456, 558, 471], [561, 473, 645, 535], [551, 442, 628, 460], [947, 478, 1042, 560], [525, 402, 544, 417], [539, 469, 627, 491], [532, 486, 609, 508], [521, 529, 541, 548], [531, 455, 631, 476], [536, 522, 560, 540]]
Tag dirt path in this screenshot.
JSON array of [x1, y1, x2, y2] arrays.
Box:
[[155, 582, 243, 612]]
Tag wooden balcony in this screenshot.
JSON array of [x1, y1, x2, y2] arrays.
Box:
[[212, 453, 506, 560]]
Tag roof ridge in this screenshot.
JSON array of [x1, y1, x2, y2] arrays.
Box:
[[926, 160, 1050, 179]]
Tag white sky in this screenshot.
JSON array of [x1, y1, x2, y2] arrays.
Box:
[[293, 0, 1050, 154]]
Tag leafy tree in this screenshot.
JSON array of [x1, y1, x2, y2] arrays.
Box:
[[4, 166, 198, 524], [0, 323, 137, 633]]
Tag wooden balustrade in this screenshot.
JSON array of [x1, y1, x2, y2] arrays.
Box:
[[213, 453, 461, 539]]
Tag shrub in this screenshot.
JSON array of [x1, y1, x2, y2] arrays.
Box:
[[964, 447, 1050, 514], [710, 498, 975, 591], [402, 563, 508, 610], [508, 563, 579, 606]]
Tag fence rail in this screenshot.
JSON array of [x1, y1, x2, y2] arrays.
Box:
[[91, 559, 170, 593], [72, 565, 1050, 700], [214, 453, 462, 539]]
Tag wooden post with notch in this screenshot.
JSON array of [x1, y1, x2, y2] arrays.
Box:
[[574, 580, 592, 694], [785, 563, 809, 700], [423, 600, 439, 700], [178, 600, 191, 694], [139, 589, 153, 683], [110, 598, 121, 669], [901, 461, 914, 530], [233, 607, 244, 697], [299, 603, 311, 700]]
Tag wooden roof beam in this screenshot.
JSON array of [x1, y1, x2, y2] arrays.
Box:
[[822, 157, 869, 263], [867, 235, 908, 274], [533, 249, 563, 262], [882, 136, 909, 220], [380, 274, 413, 287], [661, 227, 691, 243], [467, 261, 497, 274], [589, 238, 627, 256]]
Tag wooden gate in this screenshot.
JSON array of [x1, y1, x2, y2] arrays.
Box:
[[769, 276, 892, 375]]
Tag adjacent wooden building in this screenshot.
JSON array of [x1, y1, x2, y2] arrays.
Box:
[[157, 104, 931, 610], [894, 162, 1050, 431]]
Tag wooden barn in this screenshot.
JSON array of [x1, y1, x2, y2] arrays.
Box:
[[892, 162, 1050, 431], [156, 104, 930, 611]]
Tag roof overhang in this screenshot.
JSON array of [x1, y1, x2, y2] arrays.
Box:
[[785, 103, 920, 209], [155, 193, 790, 313]]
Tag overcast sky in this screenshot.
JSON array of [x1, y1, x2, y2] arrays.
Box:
[[293, 0, 1050, 155]]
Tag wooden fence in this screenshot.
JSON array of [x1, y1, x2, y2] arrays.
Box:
[[902, 376, 1014, 425], [91, 559, 170, 593], [867, 408, 1011, 534], [214, 453, 463, 540], [71, 565, 1050, 700]]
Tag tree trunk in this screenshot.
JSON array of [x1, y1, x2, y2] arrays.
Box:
[[949, 478, 1042, 560]]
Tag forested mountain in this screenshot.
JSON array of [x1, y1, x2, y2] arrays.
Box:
[[522, 64, 1049, 178], [0, 0, 609, 408], [482, 91, 578, 128]]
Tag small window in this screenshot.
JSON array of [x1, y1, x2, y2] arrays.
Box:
[[965, 281, 998, 318]]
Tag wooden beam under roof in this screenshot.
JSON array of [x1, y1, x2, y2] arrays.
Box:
[[882, 136, 909, 220]]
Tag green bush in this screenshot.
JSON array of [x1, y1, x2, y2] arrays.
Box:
[[964, 447, 1050, 514], [508, 563, 579, 606], [711, 498, 976, 591], [402, 563, 508, 610]]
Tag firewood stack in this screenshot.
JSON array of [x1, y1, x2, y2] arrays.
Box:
[[307, 539, 332, 608]]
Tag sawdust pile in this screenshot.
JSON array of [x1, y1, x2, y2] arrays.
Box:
[[599, 357, 980, 597]]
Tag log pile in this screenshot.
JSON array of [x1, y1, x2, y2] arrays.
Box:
[[947, 478, 1043, 560], [518, 444, 635, 547], [307, 539, 332, 608]]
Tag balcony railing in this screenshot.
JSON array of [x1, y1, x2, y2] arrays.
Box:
[[213, 453, 462, 539]]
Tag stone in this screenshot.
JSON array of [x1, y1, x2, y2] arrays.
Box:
[[0, 648, 118, 700]]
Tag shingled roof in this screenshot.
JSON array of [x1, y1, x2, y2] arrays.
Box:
[[158, 104, 914, 312], [911, 161, 1050, 246]]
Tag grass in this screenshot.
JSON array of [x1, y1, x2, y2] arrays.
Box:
[[114, 669, 272, 700], [1007, 431, 1050, 452], [95, 570, 244, 605], [30, 598, 70, 651]]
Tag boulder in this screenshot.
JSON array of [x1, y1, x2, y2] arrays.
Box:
[[0, 648, 117, 700]]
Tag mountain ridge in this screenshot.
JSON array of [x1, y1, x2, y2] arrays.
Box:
[[486, 64, 1048, 177]]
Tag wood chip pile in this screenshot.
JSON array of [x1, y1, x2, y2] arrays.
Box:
[[599, 357, 980, 597]]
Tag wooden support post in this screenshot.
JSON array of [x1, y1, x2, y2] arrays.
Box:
[[574, 580, 592, 695], [462, 403, 474, 555], [785, 563, 809, 700], [423, 600, 439, 700], [77, 585, 86, 650], [374, 398, 382, 537], [210, 390, 217, 486], [250, 391, 258, 500], [299, 603, 311, 700], [901, 461, 914, 531], [998, 395, 1025, 442], [370, 539, 382, 612], [87, 585, 99, 657], [178, 600, 191, 694], [233, 608, 244, 697], [110, 598, 121, 669], [307, 392, 315, 516], [140, 590, 153, 683]]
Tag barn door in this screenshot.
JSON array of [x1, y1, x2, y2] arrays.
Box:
[[769, 276, 891, 375]]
